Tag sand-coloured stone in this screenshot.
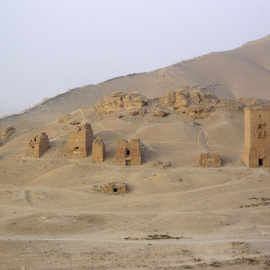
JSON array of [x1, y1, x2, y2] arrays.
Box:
[[198, 152, 222, 167], [25, 132, 50, 158], [1, 126, 15, 140], [242, 107, 270, 167], [95, 91, 148, 112], [115, 139, 141, 166], [95, 182, 127, 194], [66, 122, 93, 158], [92, 137, 105, 163], [160, 89, 218, 109], [160, 89, 219, 119]]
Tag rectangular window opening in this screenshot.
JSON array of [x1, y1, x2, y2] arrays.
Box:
[[113, 188, 118, 193], [259, 159, 263, 166]]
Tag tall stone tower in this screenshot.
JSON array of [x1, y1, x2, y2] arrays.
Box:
[[67, 122, 93, 158], [242, 108, 270, 167], [115, 139, 142, 166]]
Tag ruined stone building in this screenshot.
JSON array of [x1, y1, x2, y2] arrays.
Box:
[[67, 122, 93, 158], [115, 139, 142, 166], [25, 132, 50, 158], [242, 108, 270, 167], [198, 152, 222, 167], [95, 182, 127, 194], [92, 137, 105, 163]]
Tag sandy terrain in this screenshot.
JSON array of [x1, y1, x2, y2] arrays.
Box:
[[0, 106, 269, 269]]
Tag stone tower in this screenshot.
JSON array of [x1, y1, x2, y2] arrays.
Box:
[[242, 108, 270, 167], [67, 122, 93, 158], [25, 132, 50, 158], [92, 137, 105, 163], [115, 139, 141, 166]]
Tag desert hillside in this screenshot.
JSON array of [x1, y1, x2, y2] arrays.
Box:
[[1, 35, 270, 133], [0, 90, 270, 269]]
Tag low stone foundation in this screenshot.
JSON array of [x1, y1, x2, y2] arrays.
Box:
[[198, 153, 221, 167], [94, 182, 127, 195]]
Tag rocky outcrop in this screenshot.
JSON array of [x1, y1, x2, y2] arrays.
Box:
[[160, 89, 219, 109], [95, 91, 148, 112], [1, 126, 15, 140]]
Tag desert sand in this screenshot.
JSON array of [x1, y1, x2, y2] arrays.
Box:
[[1, 93, 270, 269], [1, 35, 270, 270]]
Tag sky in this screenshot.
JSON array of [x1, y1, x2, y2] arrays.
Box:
[[1, 0, 270, 116]]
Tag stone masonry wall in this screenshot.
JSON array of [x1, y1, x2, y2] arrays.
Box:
[[242, 107, 270, 167], [67, 123, 93, 158], [96, 182, 127, 194], [25, 132, 50, 158], [92, 137, 105, 163], [198, 153, 222, 167], [115, 139, 141, 166]]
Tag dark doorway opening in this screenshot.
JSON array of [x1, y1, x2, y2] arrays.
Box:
[[126, 160, 131, 166], [259, 159, 263, 166], [113, 188, 118, 193], [126, 149, 130, 156], [75, 147, 79, 150]]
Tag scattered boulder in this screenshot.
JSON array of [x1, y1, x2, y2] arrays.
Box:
[[58, 114, 71, 123], [1, 126, 15, 140], [151, 160, 172, 169], [152, 110, 168, 117]]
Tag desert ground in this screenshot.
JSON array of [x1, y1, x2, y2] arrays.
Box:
[[0, 99, 270, 270]]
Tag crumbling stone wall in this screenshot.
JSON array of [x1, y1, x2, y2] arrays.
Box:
[[25, 132, 50, 158], [95, 182, 127, 194], [66, 122, 93, 158], [92, 137, 105, 163], [198, 153, 222, 167], [115, 139, 142, 166], [242, 108, 270, 167]]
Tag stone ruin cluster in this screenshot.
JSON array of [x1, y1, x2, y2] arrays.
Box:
[[24, 121, 142, 166], [0, 89, 268, 169]]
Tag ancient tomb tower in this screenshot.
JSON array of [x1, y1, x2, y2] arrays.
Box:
[[67, 122, 93, 158], [92, 137, 106, 163], [115, 139, 141, 166], [242, 108, 270, 167], [25, 132, 50, 158]]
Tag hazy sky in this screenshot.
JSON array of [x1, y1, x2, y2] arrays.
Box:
[[1, 0, 270, 115]]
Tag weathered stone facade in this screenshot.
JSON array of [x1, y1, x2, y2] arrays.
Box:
[[198, 153, 222, 167], [92, 137, 105, 163], [25, 132, 50, 158], [95, 182, 127, 194], [115, 139, 142, 166], [66, 122, 93, 158], [242, 108, 270, 167]]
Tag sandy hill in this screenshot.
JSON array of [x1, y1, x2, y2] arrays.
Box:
[[0, 90, 270, 269], [1, 34, 270, 133], [0, 36, 270, 269]]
